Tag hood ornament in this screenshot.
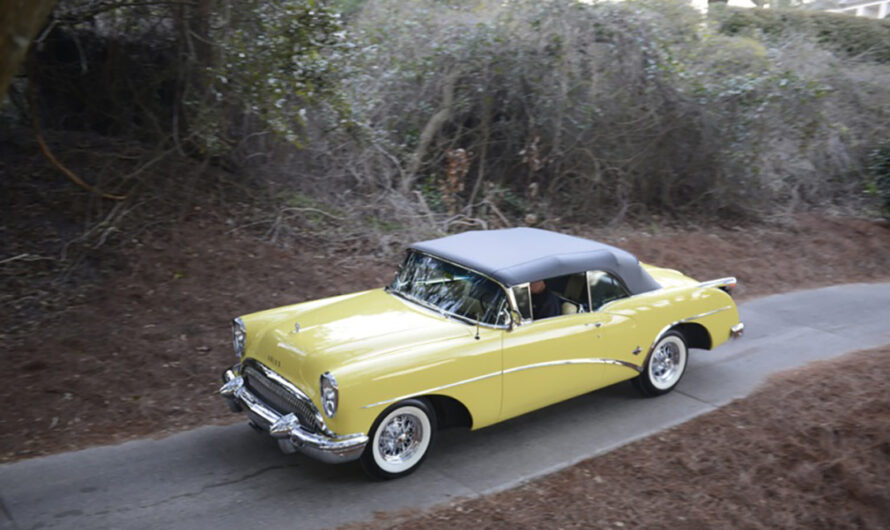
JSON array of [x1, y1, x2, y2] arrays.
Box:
[[290, 322, 300, 334]]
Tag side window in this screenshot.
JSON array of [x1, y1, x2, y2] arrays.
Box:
[[587, 271, 629, 311], [556, 273, 589, 312], [511, 284, 532, 321]]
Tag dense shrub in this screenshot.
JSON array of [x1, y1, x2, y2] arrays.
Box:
[[11, 0, 890, 234], [716, 7, 890, 63], [24, 0, 346, 154], [301, 0, 890, 226]]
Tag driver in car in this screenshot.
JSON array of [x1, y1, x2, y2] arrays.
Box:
[[530, 280, 560, 320]]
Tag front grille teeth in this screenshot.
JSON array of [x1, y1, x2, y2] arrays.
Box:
[[242, 364, 320, 434]]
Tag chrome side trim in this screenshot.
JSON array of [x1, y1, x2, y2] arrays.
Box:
[[361, 371, 502, 409], [503, 358, 643, 375], [360, 357, 642, 410], [690, 306, 732, 320]]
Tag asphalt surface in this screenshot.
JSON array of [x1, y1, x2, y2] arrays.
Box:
[[2, 283, 889, 530]]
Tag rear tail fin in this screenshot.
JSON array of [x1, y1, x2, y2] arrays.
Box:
[[698, 277, 737, 296]]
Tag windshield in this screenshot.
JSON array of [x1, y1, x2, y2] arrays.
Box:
[[390, 251, 508, 326]]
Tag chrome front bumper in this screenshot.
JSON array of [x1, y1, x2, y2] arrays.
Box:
[[220, 368, 368, 464]]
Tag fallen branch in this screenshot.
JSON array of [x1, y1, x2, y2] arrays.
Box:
[[29, 76, 127, 201], [0, 253, 55, 266], [278, 206, 345, 221]]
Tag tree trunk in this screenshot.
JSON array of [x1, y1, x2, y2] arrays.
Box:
[[0, 0, 57, 100], [402, 71, 460, 195]]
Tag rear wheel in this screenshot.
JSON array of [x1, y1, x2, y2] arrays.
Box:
[[634, 331, 688, 397], [361, 398, 436, 480]]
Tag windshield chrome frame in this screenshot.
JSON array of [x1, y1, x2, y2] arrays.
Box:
[[506, 282, 533, 326], [388, 250, 513, 330]]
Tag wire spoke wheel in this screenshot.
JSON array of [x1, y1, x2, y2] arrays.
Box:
[[378, 413, 422, 462], [635, 331, 688, 396], [363, 399, 436, 479], [650, 341, 682, 386]]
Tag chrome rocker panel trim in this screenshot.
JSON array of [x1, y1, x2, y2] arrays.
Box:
[[220, 368, 368, 464]]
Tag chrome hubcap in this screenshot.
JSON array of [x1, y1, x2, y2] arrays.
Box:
[[651, 342, 680, 384], [378, 414, 422, 463]]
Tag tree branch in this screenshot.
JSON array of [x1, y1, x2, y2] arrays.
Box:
[[29, 76, 127, 201]]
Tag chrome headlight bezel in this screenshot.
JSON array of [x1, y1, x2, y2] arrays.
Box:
[[232, 317, 246, 359], [320, 372, 339, 418]]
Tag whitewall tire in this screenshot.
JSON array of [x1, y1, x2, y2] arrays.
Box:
[[361, 398, 436, 480], [634, 331, 688, 397]]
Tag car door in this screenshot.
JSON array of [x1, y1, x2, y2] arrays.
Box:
[[500, 310, 606, 421], [499, 271, 644, 422], [586, 270, 643, 387]]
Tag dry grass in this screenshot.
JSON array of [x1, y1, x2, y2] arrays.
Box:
[[351, 346, 890, 529]]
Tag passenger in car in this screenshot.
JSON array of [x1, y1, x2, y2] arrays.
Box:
[[530, 280, 561, 320]]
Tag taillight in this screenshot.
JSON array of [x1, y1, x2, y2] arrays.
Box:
[[720, 280, 737, 296]]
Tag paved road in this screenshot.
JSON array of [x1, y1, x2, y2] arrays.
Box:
[[2, 283, 889, 530]]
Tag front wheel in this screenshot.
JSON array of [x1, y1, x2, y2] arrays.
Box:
[[634, 331, 688, 397], [360, 398, 436, 480]]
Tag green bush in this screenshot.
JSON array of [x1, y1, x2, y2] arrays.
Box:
[[29, 0, 347, 154], [715, 8, 890, 63]]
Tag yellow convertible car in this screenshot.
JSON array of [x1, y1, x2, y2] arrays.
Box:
[[220, 228, 743, 479]]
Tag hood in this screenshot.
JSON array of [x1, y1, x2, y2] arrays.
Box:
[[245, 289, 473, 395]]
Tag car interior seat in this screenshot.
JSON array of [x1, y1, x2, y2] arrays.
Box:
[[562, 274, 587, 309]]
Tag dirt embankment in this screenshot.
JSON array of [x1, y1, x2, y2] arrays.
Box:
[[349, 346, 890, 529], [578, 214, 890, 300], [1, 213, 889, 463]]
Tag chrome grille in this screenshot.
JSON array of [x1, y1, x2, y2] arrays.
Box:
[[242, 363, 320, 433]]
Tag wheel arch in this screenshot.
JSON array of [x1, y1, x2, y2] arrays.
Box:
[[423, 394, 473, 430], [673, 322, 712, 350], [646, 321, 711, 361]]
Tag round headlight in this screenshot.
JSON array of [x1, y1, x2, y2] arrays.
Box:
[[320, 372, 338, 418], [232, 317, 246, 359]]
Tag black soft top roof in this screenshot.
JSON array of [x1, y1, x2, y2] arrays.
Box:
[[409, 228, 661, 294]]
